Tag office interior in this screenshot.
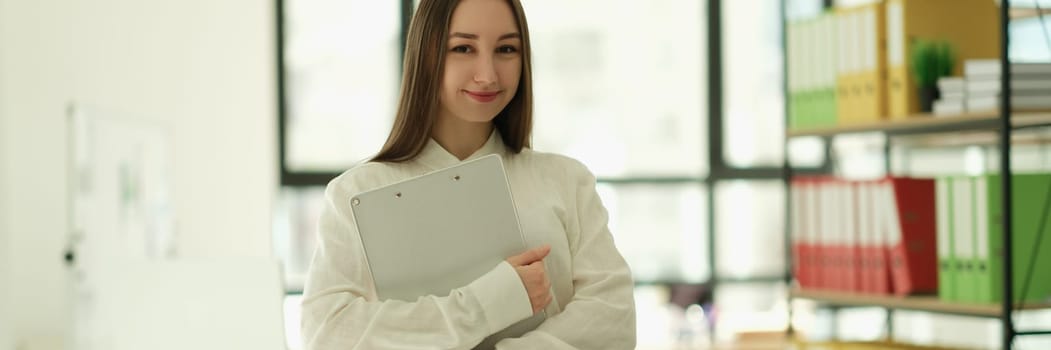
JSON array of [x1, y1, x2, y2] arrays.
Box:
[[3, 0, 1051, 349]]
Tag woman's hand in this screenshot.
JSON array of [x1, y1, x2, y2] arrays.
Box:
[[506, 245, 553, 314]]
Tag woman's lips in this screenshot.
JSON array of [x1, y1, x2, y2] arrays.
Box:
[[465, 90, 500, 103]]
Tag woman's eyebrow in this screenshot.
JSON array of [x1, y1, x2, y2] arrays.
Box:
[[449, 32, 521, 40]]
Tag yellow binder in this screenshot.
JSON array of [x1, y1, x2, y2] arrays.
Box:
[[884, 0, 1000, 119], [837, 2, 887, 124]]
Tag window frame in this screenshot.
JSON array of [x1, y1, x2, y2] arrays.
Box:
[[274, 0, 831, 287]]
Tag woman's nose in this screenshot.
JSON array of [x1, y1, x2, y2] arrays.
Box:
[[473, 54, 498, 85]]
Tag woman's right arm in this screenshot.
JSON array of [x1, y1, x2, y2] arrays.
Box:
[[300, 172, 534, 350]]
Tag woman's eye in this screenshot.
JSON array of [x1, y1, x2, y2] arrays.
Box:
[[497, 46, 519, 54], [450, 45, 472, 53]]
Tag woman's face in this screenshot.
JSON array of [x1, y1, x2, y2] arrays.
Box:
[[438, 0, 522, 125]]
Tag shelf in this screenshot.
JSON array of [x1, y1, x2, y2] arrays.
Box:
[[1011, 7, 1051, 20], [791, 289, 1051, 317], [786, 110, 1051, 138]]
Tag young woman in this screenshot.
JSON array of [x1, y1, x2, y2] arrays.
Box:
[[300, 0, 636, 348]]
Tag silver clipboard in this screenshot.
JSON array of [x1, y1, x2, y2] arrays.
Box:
[[350, 154, 545, 349]]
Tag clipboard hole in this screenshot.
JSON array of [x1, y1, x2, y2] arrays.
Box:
[[395, 192, 402, 198], [453, 175, 461, 181], [352, 198, 360, 206]]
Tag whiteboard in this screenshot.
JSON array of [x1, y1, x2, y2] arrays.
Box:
[[67, 103, 177, 350]]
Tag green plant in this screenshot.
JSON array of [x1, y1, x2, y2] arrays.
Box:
[[910, 39, 956, 87]]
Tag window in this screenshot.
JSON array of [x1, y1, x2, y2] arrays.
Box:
[[722, 0, 785, 168], [281, 0, 401, 172], [521, 0, 709, 284], [524, 0, 708, 178]]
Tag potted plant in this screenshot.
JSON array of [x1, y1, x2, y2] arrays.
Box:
[[910, 39, 956, 113]]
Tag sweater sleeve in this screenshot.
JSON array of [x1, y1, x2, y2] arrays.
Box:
[[300, 169, 534, 350], [494, 159, 637, 349]]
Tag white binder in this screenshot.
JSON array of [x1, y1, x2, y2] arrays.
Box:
[[350, 154, 545, 349]]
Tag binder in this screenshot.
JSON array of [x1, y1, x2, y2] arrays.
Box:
[[883, 0, 1001, 118], [952, 176, 976, 302], [842, 181, 859, 292], [817, 14, 839, 128], [837, 3, 888, 124], [791, 178, 813, 288], [836, 9, 859, 124], [820, 179, 837, 290], [936, 177, 955, 301], [857, 181, 878, 294], [871, 180, 892, 295], [803, 19, 817, 128], [884, 177, 937, 296], [857, 4, 888, 122], [857, 178, 882, 292], [973, 174, 1051, 303], [973, 175, 995, 303], [788, 21, 803, 129], [807, 177, 823, 287]]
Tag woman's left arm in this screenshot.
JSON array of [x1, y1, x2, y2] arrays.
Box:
[[496, 160, 636, 349]]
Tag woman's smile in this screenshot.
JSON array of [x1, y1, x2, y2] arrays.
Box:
[[464, 90, 501, 103]]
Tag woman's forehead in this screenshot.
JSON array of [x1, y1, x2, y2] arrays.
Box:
[[448, 0, 519, 36]]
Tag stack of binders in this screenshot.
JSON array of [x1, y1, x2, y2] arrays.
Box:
[[790, 176, 937, 296], [936, 174, 1051, 303], [786, 0, 1003, 130]]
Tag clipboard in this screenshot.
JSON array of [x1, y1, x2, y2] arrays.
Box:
[[350, 154, 545, 349]]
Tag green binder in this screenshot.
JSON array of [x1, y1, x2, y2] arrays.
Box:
[[974, 174, 1051, 304], [936, 177, 955, 301], [952, 176, 976, 302]]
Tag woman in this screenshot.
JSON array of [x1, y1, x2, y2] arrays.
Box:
[[301, 0, 636, 348]]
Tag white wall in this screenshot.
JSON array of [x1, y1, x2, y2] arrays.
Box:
[[0, 0, 276, 349], [0, 0, 10, 346], [1, 0, 15, 348]]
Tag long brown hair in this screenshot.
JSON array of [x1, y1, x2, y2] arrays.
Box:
[[370, 0, 534, 163]]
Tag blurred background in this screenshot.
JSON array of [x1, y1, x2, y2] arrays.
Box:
[[3, 0, 1051, 349]]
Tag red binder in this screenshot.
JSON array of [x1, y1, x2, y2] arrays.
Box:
[[820, 178, 838, 291], [882, 177, 938, 295], [856, 180, 877, 294], [840, 180, 860, 292], [790, 178, 813, 289]]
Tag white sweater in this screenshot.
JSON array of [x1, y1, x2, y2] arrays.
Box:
[[301, 131, 636, 349]]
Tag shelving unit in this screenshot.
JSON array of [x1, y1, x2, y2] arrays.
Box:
[[787, 111, 1051, 138], [782, 1, 1051, 349]]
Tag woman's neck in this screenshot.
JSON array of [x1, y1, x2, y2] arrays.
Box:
[[431, 115, 494, 161]]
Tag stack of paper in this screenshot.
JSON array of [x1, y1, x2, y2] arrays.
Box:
[[933, 77, 966, 116], [964, 60, 1051, 111]]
